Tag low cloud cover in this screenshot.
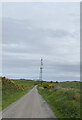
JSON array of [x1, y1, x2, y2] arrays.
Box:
[[2, 2, 80, 81]]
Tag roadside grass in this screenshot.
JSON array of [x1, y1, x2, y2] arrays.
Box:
[[2, 77, 34, 110], [0, 79, 2, 111], [37, 81, 80, 119], [0, 90, 2, 111]]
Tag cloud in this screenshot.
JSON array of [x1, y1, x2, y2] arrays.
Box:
[[2, 3, 80, 81]]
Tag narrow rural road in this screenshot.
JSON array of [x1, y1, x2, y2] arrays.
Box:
[[2, 86, 56, 118]]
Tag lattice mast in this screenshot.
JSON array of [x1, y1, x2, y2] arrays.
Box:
[[39, 58, 43, 81]]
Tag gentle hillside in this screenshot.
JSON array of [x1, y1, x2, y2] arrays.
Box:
[[12, 79, 34, 87], [2, 77, 34, 110]]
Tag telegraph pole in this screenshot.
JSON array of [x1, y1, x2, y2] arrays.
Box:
[[39, 57, 43, 81]]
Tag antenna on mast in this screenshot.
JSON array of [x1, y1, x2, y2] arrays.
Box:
[[39, 57, 43, 81]]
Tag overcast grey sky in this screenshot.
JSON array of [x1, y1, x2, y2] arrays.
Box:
[[2, 2, 80, 81]]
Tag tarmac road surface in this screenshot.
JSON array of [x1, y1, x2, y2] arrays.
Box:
[[2, 86, 56, 118]]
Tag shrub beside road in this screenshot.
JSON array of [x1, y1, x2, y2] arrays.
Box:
[[2, 77, 34, 110]]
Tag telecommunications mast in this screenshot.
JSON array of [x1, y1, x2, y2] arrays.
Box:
[[39, 58, 43, 81]]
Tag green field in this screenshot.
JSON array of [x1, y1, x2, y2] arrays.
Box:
[[37, 81, 80, 119], [12, 79, 34, 87], [52, 81, 80, 89], [2, 77, 34, 110]]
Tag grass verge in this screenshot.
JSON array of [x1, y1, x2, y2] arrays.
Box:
[[37, 81, 80, 119], [2, 77, 34, 110]]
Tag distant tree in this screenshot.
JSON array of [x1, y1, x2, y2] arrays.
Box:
[[56, 81, 58, 83], [50, 81, 53, 83]]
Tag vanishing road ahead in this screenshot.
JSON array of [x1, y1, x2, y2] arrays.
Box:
[[2, 86, 56, 118]]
